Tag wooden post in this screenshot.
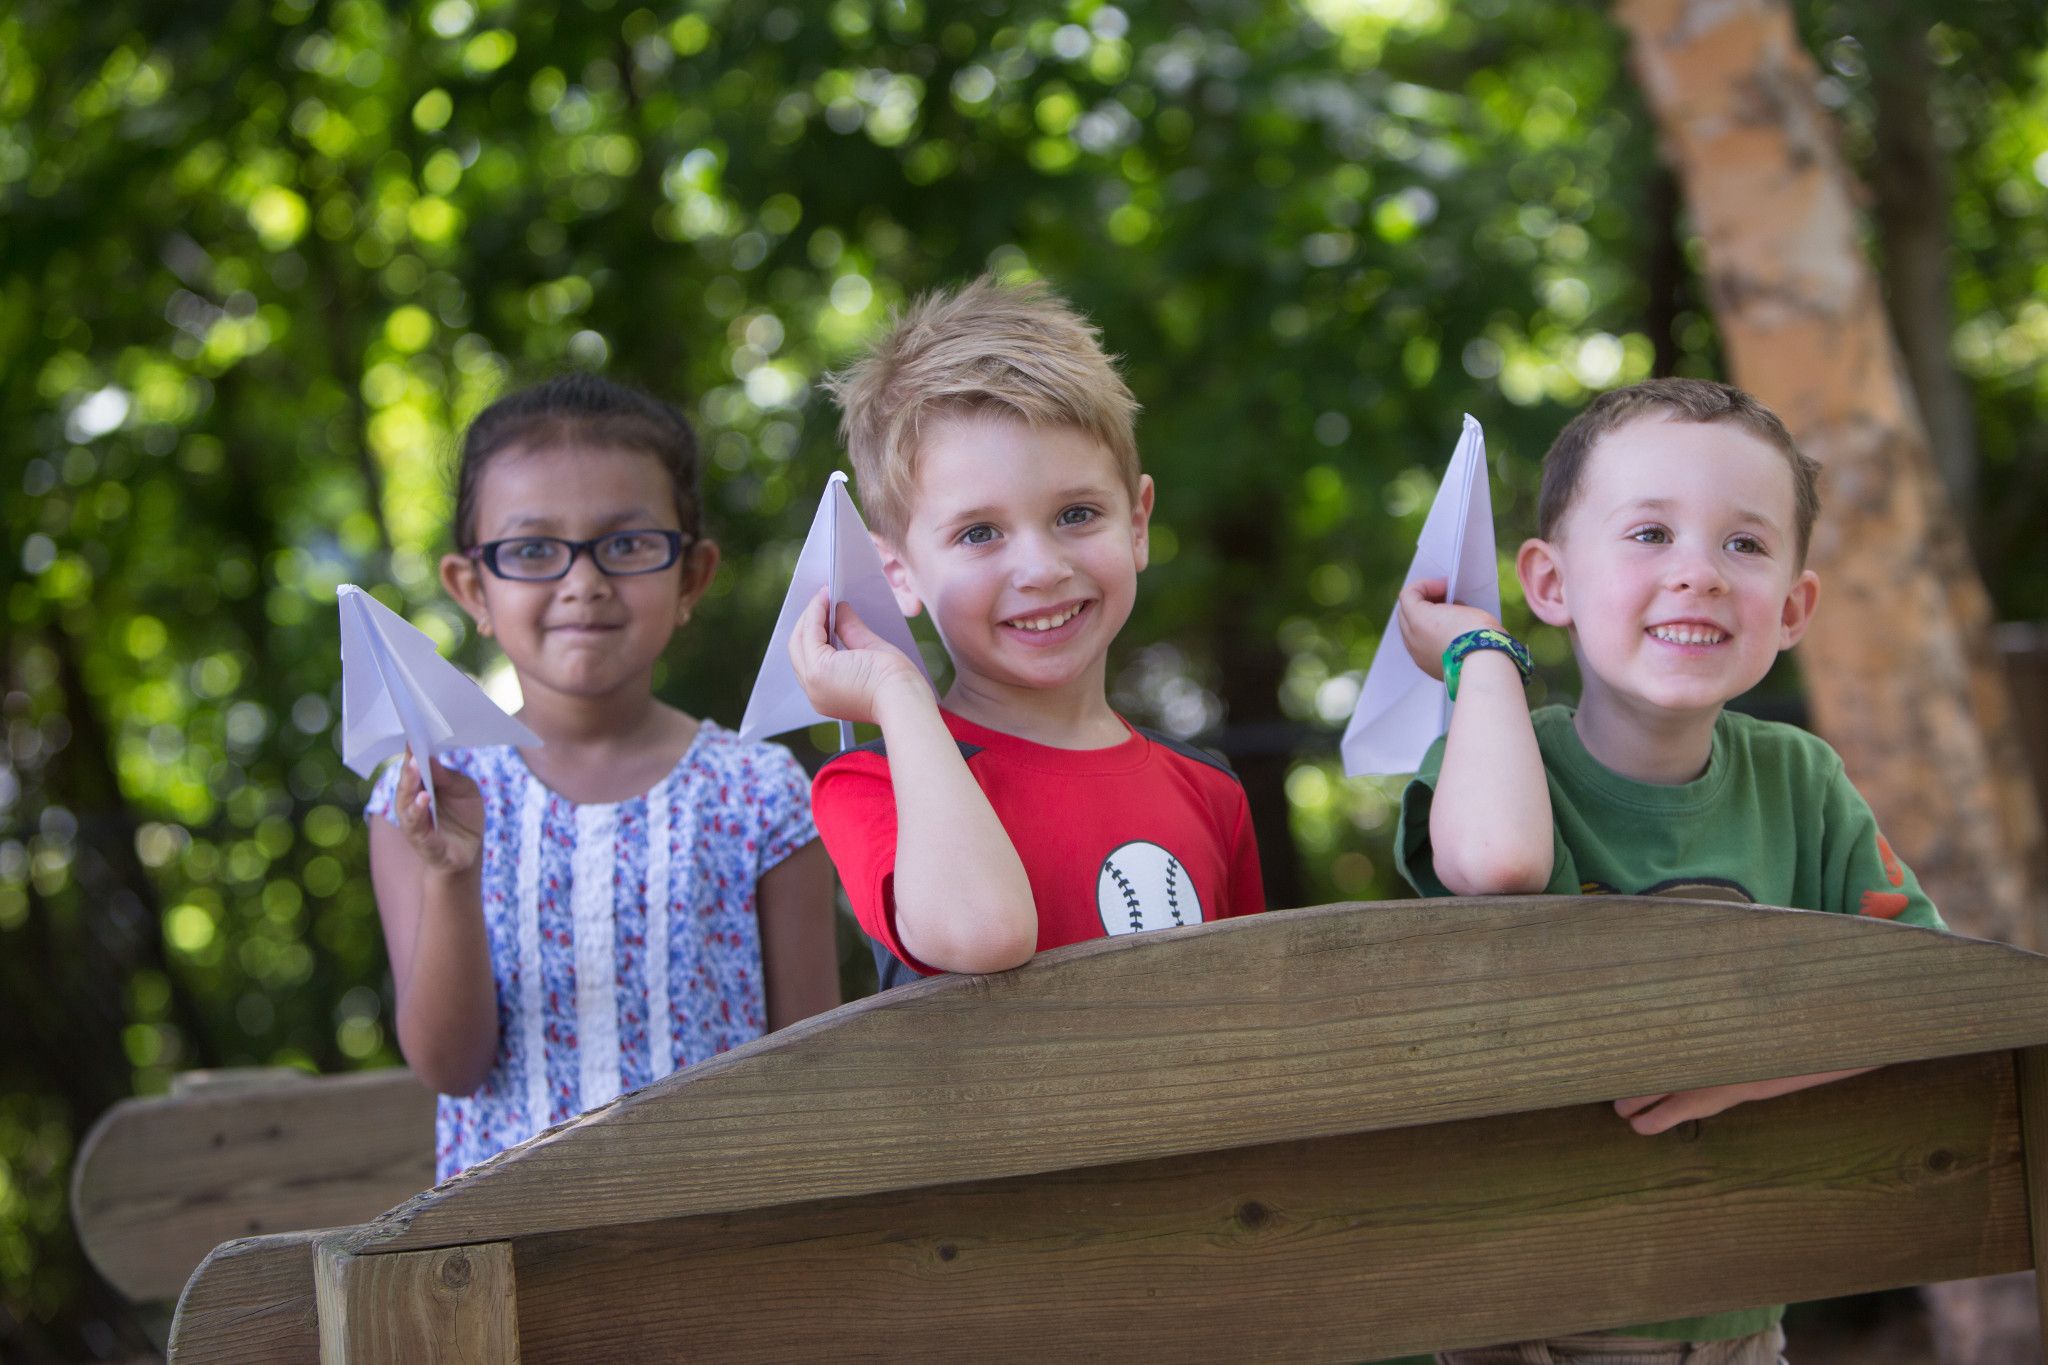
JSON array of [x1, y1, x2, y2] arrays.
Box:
[[314, 1240, 519, 1365], [2017, 1046, 2048, 1339]]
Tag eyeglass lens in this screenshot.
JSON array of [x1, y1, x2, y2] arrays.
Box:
[[493, 531, 678, 580]]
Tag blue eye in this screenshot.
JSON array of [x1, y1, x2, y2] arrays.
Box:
[[1630, 526, 1669, 545], [1057, 506, 1098, 527], [1727, 534, 1766, 555], [960, 524, 997, 546]]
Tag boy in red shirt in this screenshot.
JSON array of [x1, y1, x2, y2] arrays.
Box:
[[788, 276, 1264, 979]]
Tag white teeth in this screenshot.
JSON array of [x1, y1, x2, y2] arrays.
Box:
[[1650, 625, 1727, 645], [1007, 604, 1083, 632]]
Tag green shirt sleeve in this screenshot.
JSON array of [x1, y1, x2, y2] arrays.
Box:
[[1819, 762, 1945, 929]]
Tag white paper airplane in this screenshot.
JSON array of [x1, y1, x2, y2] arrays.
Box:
[[337, 584, 541, 824], [1341, 414, 1501, 776], [739, 472, 933, 748]]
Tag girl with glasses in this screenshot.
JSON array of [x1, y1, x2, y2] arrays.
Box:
[[364, 373, 840, 1180]]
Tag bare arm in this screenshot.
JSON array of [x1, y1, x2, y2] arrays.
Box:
[[756, 839, 841, 1029], [367, 754, 500, 1096], [788, 590, 1037, 973], [1398, 579, 1553, 895]]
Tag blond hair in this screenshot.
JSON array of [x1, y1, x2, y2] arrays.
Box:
[[823, 275, 1141, 542]]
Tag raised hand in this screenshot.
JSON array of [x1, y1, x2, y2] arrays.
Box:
[[787, 588, 928, 726], [394, 749, 485, 877], [1397, 577, 1505, 680]]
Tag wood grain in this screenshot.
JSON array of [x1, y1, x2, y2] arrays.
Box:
[[74, 1067, 435, 1301], [349, 899, 2048, 1254], [315, 1241, 518, 1365], [168, 1054, 2029, 1363], [2015, 1045, 2048, 1335], [166, 1231, 325, 1364], [499, 1054, 2025, 1363]]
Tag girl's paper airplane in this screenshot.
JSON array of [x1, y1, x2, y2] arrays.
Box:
[[739, 472, 932, 747], [336, 584, 541, 824], [1341, 414, 1501, 776]]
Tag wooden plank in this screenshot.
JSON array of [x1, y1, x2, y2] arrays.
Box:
[[73, 1067, 435, 1301], [494, 1054, 2026, 1362], [316, 1241, 518, 1364], [166, 1231, 324, 1364], [346, 899, 2048, 1255], [2017, 1045, 2048, 1338]]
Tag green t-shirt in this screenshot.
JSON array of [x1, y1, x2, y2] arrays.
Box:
[[1395, 704, 1944, 1341]]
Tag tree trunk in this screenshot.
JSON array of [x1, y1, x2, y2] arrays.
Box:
[[1868, 8, 1980, 541], [1613, 3, 2048, 1358]]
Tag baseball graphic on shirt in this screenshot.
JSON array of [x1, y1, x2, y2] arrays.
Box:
[[1097, 840, 1203, 936]]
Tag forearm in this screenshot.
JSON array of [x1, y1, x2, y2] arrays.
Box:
[[394, 866, 501, 1095], [1428, 652, 1552, 894], [874, 682, 1037, 972]]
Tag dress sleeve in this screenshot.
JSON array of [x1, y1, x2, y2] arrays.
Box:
[[1820, 764, 1945, 929], [811, 751, 938, 976], [363, 758, 404, 826], [747, 741, 819, 876]]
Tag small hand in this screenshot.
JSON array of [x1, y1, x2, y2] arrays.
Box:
[[787, 589, 927, 726], [1397, 578, 1504, 680], [1614, 1081, 1766, 1135], [395, 749, 485, 877]]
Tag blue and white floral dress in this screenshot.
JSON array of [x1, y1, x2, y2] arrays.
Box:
[[366, 720, 817, 1180]]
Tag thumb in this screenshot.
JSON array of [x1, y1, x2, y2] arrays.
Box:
[[830, 600, 892, 653]]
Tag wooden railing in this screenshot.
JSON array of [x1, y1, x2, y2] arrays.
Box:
[[76, 898, 2048, 1362]]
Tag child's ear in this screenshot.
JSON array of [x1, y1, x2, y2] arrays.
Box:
[[1516, 537, 1571, 628], [871, 533, 924, 619], [676, 539, 722, 626], [440, 552, 494, 638], [1129, 474, 1156, 572], [1778, 567, 1820, 649]]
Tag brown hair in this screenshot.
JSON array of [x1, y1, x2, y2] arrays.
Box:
[[822, 275, 1140, 542], [452, 372, 702, 551], [1536, 378, 1822, 563]]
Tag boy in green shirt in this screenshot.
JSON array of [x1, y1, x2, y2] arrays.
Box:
[[1394, 378, 1943, 1364]]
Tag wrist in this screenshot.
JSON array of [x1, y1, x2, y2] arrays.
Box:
[[1443, 627, 1532, 701], [871, 671, 937, 727]]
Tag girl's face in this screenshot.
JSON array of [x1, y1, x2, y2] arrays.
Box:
[[440, 444, 718, 709]]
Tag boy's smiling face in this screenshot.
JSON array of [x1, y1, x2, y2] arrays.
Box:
[[879, 410, 1153, 716], [1518, 415, 1820, 727]]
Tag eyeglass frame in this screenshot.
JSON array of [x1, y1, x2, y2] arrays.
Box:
[[465, 528, 694, 581]]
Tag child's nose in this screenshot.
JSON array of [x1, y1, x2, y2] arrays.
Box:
[[1008, 532, 1074, 590], [1667, 550, 1727, 594], [557, 550, 614, 597]]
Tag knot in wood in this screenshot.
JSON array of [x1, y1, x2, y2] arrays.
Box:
[[1676, 1120, 1703, 1143], [1925, 1148, 1957, 1174], [936, 1243, 958, 1263], [439, 1253, 473, 1290], [1236, 1201, 1270, 1229]]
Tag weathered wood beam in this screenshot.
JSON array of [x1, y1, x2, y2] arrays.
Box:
[[315, 1240, 518, 1365]]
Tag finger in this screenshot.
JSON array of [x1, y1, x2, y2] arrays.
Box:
[[1612, 1094, 1667, 1120], [788, 589, 831, 671], [1403, 577, 1449, 606]]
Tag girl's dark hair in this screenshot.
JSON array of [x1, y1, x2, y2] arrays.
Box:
[[453, 373, 703, 550]]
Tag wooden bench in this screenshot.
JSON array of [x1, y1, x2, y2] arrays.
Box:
[[140, 898, 2048, 1361]]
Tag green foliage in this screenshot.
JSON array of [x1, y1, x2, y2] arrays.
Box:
[[2, 0, 2042, 1355]]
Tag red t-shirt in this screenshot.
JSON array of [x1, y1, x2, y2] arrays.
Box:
[[813, 710, 1266, 975]]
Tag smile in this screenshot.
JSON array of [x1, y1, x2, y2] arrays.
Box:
[[1647, 624, 1728, 646], [1002, 602, 1087, 633]]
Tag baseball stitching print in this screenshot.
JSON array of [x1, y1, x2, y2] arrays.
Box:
[[1095, 840, 1204, 936]]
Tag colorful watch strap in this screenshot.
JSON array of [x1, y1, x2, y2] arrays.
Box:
[[1443, 627, 1532, 701]]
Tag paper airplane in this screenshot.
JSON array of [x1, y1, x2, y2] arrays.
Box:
[[1341, 414, 1501, 776], [739, 472, 933, 748], [337, 584, 541, 824]]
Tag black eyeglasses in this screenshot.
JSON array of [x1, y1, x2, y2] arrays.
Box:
[[468, 529, 691, 581]]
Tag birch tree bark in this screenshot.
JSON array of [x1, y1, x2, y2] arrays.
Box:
[[1613, 0, 2047, 956]]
